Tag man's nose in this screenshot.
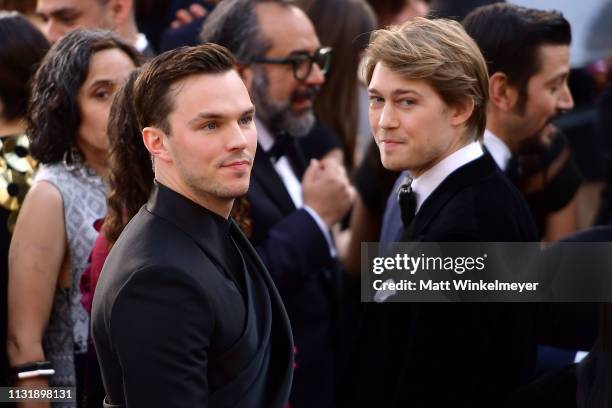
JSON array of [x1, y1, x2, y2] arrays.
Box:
[[304, 62, 325, 86]]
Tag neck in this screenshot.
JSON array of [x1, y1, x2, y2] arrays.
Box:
[[411, 134, 470, 179], [76, 142, 108, 178], [0, 117, 26, 137], [155, 168, 233, 219], [116, 19, 139, 48], [486, 110, 517, 154]]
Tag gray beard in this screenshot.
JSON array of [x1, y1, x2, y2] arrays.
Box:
[[250, 69, 316, 138]]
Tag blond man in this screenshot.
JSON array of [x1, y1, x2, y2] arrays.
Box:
[[345, 18, 538, 407]]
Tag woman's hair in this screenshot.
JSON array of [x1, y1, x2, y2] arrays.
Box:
[[105, 69, 150, 244], [28, 29, 142, 164], [0, 11, 49, 122], [298, 0, 376, 169]]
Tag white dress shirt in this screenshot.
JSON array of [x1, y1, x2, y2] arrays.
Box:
[[483, 129, 512, 172], [411, 141, 484, 213], [256, 120, 336, 257], [134, 33, 150, 54]]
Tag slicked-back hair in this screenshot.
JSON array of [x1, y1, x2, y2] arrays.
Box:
[[132, 43, 236, 136], [0, 11, 49, 122], [364, 17, 489, 140], [28, 30, 142, 164], [463, 3, 571, 112], [200, 0, 294, 63], [105, 45, 245, 243]]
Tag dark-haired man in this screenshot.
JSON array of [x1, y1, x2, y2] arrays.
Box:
[[92, 44, 293, 407], [36, 0, 154, 55], [201, 2, 354, 407]]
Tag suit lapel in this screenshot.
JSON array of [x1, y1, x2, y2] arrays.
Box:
[[404, 154, 497, 240], [252, 145, 297, 216]]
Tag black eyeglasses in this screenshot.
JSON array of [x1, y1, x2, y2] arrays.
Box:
[[250, 47, 332, 81]]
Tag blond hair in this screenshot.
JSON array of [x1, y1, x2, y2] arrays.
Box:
[[363, 17, 489, 140]]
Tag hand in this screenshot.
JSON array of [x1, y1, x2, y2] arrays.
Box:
[[302, 159, 355, 228], [170, 3, 207, 29]]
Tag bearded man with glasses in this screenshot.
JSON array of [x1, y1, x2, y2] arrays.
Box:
[[202, 1, 355, 407]]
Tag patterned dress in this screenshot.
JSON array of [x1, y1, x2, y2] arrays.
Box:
[[34, 161, 107, 407]]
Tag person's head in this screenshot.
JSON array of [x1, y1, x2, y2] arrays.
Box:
[[133, 44, 257, 216], [201, 0, 327, 138], [35, 0, 134, 44], [463, 4, 573, 153], [364, 17, 488, 175], [28, 29, 140, 165], [297, 0, 376, 169], [0, 11, 49, 126], [367, 0, 430, 27]]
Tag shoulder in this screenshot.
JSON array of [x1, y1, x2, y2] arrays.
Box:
[[431, 169, 535, 241]]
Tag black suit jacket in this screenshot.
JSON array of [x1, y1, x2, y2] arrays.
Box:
[[247, 144, 341, 408], [92, 182, 293, 408], [345, 154, 540, 408]]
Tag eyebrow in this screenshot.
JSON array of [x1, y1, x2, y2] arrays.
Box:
[[37, 7, 79, 19], [87, 79, 114, 89], [368, 88, 423, 98], [187, 106, 256, 126], [545, 71, 569, 86]]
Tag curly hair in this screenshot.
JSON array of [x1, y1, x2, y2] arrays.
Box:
[[104, 69, 151, 244], [27, 29, 142, 164]]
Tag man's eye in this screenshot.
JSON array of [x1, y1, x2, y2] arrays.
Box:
[[369, 96, 384, 104], [204, 122, 217, 130], [402, 99, 415, 106], [240, 115, 253, 125], [59, 16, 77, 26]]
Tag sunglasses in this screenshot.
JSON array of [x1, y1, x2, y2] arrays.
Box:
[[251, 47, 332, 81]]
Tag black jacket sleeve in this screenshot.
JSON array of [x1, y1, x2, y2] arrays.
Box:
[[109, 266, 214, 407]]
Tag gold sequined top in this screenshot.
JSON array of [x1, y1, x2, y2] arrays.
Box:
[[0, 134, 37, 233]]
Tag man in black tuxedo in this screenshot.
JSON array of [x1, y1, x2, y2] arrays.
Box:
[[345, 18, 540, 407], [201, 2, 354, 407], [92, 44, 293, 407]]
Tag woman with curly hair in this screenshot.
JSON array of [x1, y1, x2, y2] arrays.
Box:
[[7, 30, 140, 407]]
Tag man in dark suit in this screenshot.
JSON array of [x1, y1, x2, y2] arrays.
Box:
[[345, 18, 540, 407], [92, 44, 293, 407], [201, 2, 354, 407]]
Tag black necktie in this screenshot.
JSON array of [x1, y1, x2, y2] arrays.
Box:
[[268, 132, 307, 180], [398, 177, 417, 228]]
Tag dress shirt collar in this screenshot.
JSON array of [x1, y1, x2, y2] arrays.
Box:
[[483, 128, 512, 171], [255, 118, 274, 152], [134, 33, 149, 54], [411, 141, 483, 212]]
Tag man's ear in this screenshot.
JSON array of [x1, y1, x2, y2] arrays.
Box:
[[238, 64, 254, 90], [489, 72, 519, 112], [108, 0, 133, 27], [142, 127, 172, 163], [450, 97, 475, 128]]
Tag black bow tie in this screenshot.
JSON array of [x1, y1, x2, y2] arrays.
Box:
[[398, 177, 417, 228], [267, 132, 307, 180], [268, 133, 294, 162]]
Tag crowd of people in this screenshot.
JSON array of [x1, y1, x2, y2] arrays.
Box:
[[1, 0, 611, 407]]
